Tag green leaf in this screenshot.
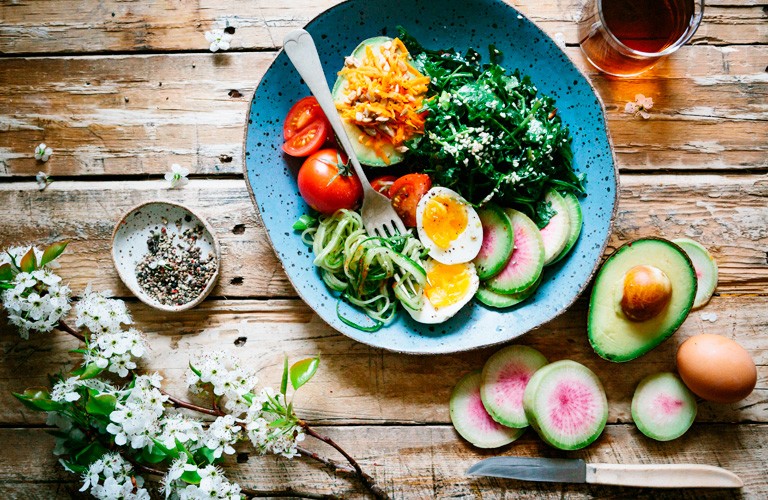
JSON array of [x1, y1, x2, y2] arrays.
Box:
[[85, 389, 117, 417], [69, 349, 88, 355], [196, 446, 217, 465], [19, 247, 37, 272], [60, 459, 88, 474], [40, 240, 69, 266], [188, 362, 202, 377], [73, 441, 108, 467], [280, 355, 289, 396], [289, 356, 320, 391], [175, 438, 195, 463], [0, 263, 13, 281], [152, 438, 180, 460], [180, 469, 202, 485], [140, 444, 168, 464], [74, 363, 104, 380], [0, 282, 14, 290], [13, 388, 63, 412], [242, 392, 254, 405], [268, 417, 290, 428]]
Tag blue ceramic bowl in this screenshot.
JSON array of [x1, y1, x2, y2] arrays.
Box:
[[244, 0, 617, 354]]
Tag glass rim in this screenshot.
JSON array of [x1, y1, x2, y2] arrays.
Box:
[[597, 0, 705, 58]]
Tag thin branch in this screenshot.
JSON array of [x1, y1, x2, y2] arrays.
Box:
[[163, 390, 224, 417], [57, 320, 85, 342], [241, 487, 341, 499], [300, 423, 389, 500], [297, 445, 355, 475]]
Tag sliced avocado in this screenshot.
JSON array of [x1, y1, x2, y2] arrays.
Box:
[[332, 36, 405, 167], [588, 238, 697, 362]]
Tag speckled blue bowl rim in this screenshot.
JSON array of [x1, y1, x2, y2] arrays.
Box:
[[242, 0, 618, 355]]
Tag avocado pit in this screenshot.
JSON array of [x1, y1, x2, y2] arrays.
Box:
[[620, 265, 672, 321]]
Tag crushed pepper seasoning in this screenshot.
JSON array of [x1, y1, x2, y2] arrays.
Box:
[[135, 219, 217, 306]]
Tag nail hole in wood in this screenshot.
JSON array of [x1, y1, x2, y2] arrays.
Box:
[[228, 89, 243, 98], [234, 337, 247, 347], [232, 224, 245, 234], [219, 154, 233, 163], [236, 452, 249, 463], [230, 277, 244, 285], [224, 26, 236, 35]]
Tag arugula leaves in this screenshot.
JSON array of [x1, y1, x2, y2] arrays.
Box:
[[399, 28, 585, 227]]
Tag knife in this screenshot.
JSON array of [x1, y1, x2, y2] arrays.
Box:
[[467, 457, 743, 488]]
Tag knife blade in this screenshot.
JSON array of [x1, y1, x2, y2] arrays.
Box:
[[467, 457, 743, 489]]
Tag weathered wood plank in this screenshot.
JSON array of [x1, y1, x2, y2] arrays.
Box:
[[1, 425, 766, 498], [0, 0, 763, 55], [0, 48, 765, 177], [2, 293, 765, 426], [0, 175, 765, 298]]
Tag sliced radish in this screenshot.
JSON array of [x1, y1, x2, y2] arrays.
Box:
[[551, 192, 583, 264], [475, 275, 541, 309], [485, 209, 544, 295], [480, 345, 548, 428], [632, 372, 697, 442], [523, 360, 607, 450], [672, 238, 718, 309], [473, 205, 514, 280], [539, 189, 571, 266], [450, 371, 525, 448]]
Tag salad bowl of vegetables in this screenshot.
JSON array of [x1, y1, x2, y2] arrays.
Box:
[[244, 0, 617, 354]]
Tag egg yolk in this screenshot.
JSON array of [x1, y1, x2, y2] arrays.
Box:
[[423, 194, 468, 249], [425, 262, 472, 309]]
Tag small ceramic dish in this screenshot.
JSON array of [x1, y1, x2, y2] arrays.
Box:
[[111, 201, 221, 312]]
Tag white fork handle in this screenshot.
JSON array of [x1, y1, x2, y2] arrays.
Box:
[[282, 29, 374, 194]]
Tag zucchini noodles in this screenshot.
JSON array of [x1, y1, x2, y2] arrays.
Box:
[[298, 209, 427, 331]]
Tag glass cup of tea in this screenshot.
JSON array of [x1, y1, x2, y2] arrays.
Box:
[[578, 0, 705, 77]]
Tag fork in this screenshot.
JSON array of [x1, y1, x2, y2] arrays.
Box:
[[283, 29, 406, 239]]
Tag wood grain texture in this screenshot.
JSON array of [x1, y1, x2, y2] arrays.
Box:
[[2, 293, 765, 426], [0, 0, 763, 55], [0, 174, 765, 298], [0, 48, 766, 177], [0, 425, 766, 498]]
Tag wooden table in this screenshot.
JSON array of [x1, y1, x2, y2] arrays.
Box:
[[0, 0, 766, 498]]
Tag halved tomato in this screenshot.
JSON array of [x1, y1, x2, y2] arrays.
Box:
[[284, 97, 325, 140], [371, 175, 397, 198], [282, 119, 328, 157], [389, 173, 432, 227]]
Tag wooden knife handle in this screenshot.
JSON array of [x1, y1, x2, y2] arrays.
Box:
[[586, 463, 743, 489]]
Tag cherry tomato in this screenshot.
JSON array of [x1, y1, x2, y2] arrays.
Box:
[[282, 119, 328, 157], [284, 97, 325, 140], [370, 176, 398, 198], [297, 149, 363, 215], [389, 174, 432, 227]]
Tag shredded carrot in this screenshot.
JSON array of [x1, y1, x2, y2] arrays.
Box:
[[335, 38, 429, 164]]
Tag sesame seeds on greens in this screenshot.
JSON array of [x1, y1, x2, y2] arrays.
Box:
[[398, 28, 586, 228], [135, 219, 217, 306]]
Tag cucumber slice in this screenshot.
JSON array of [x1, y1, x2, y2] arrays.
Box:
[[480, 345, 548, 428], [523, 360, 608, 450], [672, 238, 718, 309], [450, 371, 525, 448], [540, 189, 571, 266], [331, 36, 405, 167], [473, 205, 514, 280], [550, 193, 583, 264], [485, 209, 544, 295], [476, 275, 541, 309], [631, 372, 697, 441]]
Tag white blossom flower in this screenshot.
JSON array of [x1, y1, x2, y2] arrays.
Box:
[[244, 387, 304, 459], [162, 458, 198, 499], [107, 374, 168, 449], [1, 269, 71, 338], [80, 453, 149, 500], [553, 32, 566, 50], [157, 413, 205, 449], [171, 465, 241, 499], [187, 351, 258, 416], [75, 287, 132, 335], [204, 414, 240, 458], [624, 93, 654, 119], [34, 143, 53, 162], [165, 164, 190, 189], [36, 171, 52, 191], [204, 29, 233, 53], [51, 376, 85, 402]]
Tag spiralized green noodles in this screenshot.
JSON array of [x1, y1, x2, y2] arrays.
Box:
[[299, 209, 427, 331]]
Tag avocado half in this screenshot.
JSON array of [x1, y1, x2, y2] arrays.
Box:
[[588, 238, 697, 362], [331, 36, 405, 167]]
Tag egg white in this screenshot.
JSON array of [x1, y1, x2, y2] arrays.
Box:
[[405, 259, 479, 324], [416, 187, 483, 265]]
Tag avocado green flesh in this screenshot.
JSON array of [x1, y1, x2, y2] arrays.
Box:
[[588, 239, 697, 362], [331, 36, 404, 167]]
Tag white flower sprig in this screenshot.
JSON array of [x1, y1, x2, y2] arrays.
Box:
[[187, 351, 258, 415], [204, 29, 233, 53], [165, 164, 190, 189], [624, 93, 654, 119], [35, 143, 53, 162], [106, 374, 169, 449], [36, 171, 52, 191], [1, 268, 71, 338], [79, 453, 150, 500]]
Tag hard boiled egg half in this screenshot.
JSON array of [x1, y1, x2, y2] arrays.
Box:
[[406, 259, 479, 324], [416, 187, 483, 265]]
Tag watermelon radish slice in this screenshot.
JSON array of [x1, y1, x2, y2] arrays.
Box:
[[476, 275, 541, 309], [473, 205, 514, 280], [485, 209, 544, 295], [539, 189, 571, 266], [450, 371, 525, 448], [480, 345, 548, 428], [632, 372, 697, 442], [672, 238, 718, 309], [551, 192, 583, 264], [523, 360, 608, 450]]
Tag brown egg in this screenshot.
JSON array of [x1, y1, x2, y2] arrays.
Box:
[[620, 265, 673, 321], [676, 334, 757, 404]]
